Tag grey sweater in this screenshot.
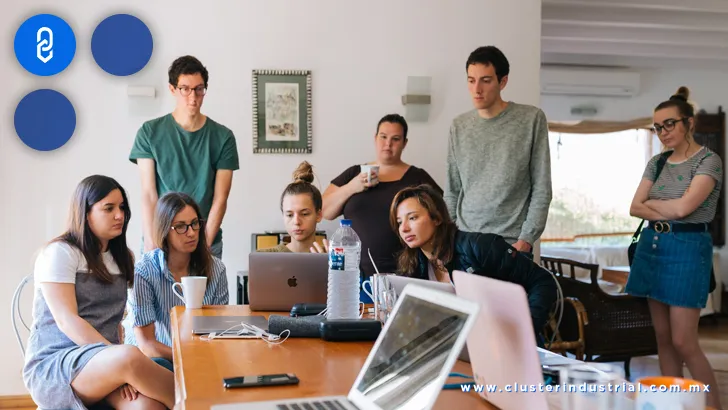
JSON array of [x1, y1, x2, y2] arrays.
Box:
[[444, 102, 552, 245]]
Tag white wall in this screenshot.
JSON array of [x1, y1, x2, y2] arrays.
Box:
[[0, 0, 542, 395], [540, 67, 728, 283]]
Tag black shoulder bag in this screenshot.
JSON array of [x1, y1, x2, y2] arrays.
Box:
[[627, 151, 671, 266], [628, 151, 716, 293]]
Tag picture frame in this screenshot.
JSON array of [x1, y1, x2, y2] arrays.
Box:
[[252, 69, 312, 154]]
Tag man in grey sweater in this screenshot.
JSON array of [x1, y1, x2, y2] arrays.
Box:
[[445, 46, 552, 255]]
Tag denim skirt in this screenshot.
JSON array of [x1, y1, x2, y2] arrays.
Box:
[[626, 227, 713, 309]]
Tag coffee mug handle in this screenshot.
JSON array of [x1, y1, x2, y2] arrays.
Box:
[[172, 282, 185, 304], [362, 280, 374, 301]]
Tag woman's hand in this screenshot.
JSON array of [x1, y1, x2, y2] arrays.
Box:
[[120, 384, 138, 401], [310, 239, 329, 254], [347, 171, 379, 194]]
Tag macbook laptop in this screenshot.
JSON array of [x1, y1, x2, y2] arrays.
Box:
[[211, 282, 480, 410], [452, 270, 549, 410], [191, 315, 269, 335], [248, 252, 328, 311]]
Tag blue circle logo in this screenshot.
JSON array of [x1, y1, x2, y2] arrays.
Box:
[[14, 89, 76, 152], [92, 14, 153, 76], [14, 14, 76, 76]]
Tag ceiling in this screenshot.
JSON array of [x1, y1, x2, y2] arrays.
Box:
[[541, 0, 728, 70]]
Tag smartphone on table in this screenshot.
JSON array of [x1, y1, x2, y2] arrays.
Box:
[[223, 373, 300, 389]]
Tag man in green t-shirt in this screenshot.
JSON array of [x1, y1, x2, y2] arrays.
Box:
[[129, 56, 239, 259]]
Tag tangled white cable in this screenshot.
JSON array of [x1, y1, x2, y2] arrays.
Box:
[[200, 322, 291, 345], [545, 268, 564, 349]]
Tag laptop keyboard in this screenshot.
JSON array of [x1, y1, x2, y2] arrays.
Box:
[[276, 399, 349, 410]]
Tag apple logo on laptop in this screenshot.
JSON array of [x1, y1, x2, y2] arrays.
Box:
[[288, 276, 298, 287]]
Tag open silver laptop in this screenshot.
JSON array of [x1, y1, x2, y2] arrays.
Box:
[[191, 315, 269, 335], [211, 283, 480, 410], [387, 275, 471, 362], [248, 252, 328, 311]]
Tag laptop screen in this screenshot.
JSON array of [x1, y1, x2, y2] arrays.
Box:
[[354, 294, 469, 409]]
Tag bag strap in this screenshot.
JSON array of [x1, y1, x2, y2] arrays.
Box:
[[654, 150, 672, 181], [632, 151, 672, 241]]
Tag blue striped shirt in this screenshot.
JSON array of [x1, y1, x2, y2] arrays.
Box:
[[123, 248, 229, 347]]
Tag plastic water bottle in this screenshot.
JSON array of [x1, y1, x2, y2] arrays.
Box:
[[326, 219, 362, 319]]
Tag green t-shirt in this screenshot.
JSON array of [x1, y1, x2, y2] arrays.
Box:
[[129, 114, 240, 245]]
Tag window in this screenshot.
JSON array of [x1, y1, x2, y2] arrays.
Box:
[[542, 129, 655, 247]]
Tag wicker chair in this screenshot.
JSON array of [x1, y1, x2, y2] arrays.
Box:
[[542, 296, 588, 361], [540, 255, 658, 378]]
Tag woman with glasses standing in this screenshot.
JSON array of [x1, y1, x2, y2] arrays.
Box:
[[628, 86, 722, 409], [122, 192, 229, 372]]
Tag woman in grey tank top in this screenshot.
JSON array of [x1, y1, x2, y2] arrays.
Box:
[[626, 87, 722, 409], [23, 175, 174, 410]]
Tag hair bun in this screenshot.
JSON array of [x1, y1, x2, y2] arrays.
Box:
[[670, 86, 690, 102], [292, 161, 314, 184]]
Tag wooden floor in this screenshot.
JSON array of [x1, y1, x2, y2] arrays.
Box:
[[614, 315, 728, 407], [5, 317, 728, 410]]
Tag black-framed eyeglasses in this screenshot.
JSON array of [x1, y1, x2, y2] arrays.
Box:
[[651, 117, 688, 134], [171, 219, 203, 234], [176, 85, 207, 97]]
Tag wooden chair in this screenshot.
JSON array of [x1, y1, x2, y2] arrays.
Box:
[[540, 255, 657, 378]]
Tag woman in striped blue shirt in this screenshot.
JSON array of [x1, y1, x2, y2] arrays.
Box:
[[123, 192, 229, 372]]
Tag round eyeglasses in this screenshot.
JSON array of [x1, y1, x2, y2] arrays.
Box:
[[651, 117, 687, 135]]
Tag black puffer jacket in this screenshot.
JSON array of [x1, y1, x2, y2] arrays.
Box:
[[412, 230, 558, 339]]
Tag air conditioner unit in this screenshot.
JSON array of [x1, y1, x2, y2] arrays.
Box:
[[540, 67, 640, 97]]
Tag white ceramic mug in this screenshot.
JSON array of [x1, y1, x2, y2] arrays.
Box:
[[172, 276, 207, 309], [360, 164, 379, 184], [636, 376, 707, 410]]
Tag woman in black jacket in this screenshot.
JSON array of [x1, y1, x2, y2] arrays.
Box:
[[389, 184, 558, 345]]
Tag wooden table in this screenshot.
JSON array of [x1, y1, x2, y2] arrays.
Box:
[[171, 305, 578, 410], [170, 306, 717, 410], [602, 266, 630, 287]]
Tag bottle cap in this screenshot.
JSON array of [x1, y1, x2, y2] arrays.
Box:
[[340, 219, 352, 227]]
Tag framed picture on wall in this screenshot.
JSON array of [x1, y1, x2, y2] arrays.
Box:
[[252, 69, 312, 154]]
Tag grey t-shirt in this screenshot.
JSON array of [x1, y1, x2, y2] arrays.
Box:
[[444, 102, 552, 245], [643, 146, 723, 223]]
